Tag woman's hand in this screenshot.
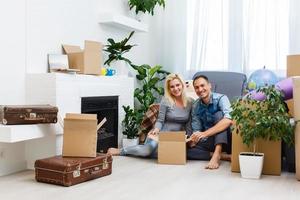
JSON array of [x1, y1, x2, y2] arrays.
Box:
[[147, 128, 160, 142], [148, 128, 160, 136]]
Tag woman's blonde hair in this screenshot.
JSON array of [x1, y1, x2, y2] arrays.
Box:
[[164, 73, 189, 107]]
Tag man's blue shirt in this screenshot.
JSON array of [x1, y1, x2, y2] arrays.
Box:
[[191, 92, 232, 133]]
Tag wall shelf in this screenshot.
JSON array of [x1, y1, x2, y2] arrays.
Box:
[[99, 13, 148, 32], [0, 124, 62, 143]]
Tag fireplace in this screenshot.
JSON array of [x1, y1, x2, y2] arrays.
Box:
[[81, 96, 118, 153]]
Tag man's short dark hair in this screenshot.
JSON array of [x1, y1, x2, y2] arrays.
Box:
[[193, 74, 209, 85]]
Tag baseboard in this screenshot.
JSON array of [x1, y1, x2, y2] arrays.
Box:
[[0, 159, 27, 176]]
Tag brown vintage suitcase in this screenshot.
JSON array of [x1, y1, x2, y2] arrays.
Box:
[[34, 153, 112, 186], [0, 105, 58, 125]]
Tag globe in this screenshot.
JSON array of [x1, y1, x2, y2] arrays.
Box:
[[247, 67, 278, 91]]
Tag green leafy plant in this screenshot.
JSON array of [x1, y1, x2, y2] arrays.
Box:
[[122, 105, 143, 139], [230, 86, 294, 154], [128, 0, 165, 15], [131, 64, 169, 116], [103, 31, 136, 66]]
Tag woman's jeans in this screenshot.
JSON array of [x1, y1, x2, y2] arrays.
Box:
[[120, 137, 158, 158]]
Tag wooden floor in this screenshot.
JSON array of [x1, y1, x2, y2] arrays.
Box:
[[0, 156, 299, 200]]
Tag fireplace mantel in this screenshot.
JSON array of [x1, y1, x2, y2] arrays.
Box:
[[24, 73, 134, 168]]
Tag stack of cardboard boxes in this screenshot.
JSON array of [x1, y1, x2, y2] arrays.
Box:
[[62, 40, 103, 75], [231, 55, 300, 176]]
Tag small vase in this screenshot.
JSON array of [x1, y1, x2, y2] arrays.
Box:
[[122, 138, 139, 148], [128, 9, 145, 22], [110, 60, 129, 76]]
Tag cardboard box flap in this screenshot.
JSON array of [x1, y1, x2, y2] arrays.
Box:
[[65, 113, 97, 120], [84, 40, 101, 52], [159, 131, 186, 142], [62, 45, 82, 54]]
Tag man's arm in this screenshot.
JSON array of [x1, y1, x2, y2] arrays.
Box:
[[202, 118, 232, 137]]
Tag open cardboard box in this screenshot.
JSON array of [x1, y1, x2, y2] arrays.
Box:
[[62, 40, 103, 75], [62, 113, 106, 158], [158, 131, 186, 165]]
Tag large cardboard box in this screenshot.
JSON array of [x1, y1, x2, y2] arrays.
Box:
[[62, 41, 102, 75], [293, 77, 300, 180], [62, 113, 106, 158], [231, 129, 281, 175], [158, 131, 186, 165]]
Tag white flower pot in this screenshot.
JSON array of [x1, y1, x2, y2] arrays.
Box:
[[239, 152, 264, 179], [122, 138, 139, 148], [110, 60, 129, 76]]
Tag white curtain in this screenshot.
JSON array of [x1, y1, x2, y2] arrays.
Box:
[[187, 0, 229, 72], [242, 0, 289, 75]]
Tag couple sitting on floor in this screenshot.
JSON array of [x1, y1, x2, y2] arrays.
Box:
[[108, 73, 232, 170]]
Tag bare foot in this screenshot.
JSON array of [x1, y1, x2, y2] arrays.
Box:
[[107, 148, 120, 156], [220, 153, 231, 161], [205, 154, 221, 169]]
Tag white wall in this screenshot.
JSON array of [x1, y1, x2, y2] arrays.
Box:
[[0, 0, 161, 175]]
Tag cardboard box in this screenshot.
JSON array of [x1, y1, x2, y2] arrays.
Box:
[[62, 113, 106, 157], [158, 131, 186, 165], [62, 41, 102, 75], [287, 55, 300, 77], [286, 55, 300, 117], [293, 77, 300, 180], [293, 77, 300, 120], [295, 123, 300, 180], [231, 129, 281, 175], [286, 99, 294, 117]]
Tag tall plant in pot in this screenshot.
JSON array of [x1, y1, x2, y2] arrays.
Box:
[[131, 64, 169, 116], [103, 31, 136, 76], [230, 86, 294, 179]]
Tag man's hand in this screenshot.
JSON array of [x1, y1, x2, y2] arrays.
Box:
[[190, 131, 207, 143]]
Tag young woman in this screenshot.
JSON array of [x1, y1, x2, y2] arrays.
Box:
[[107, 73, 193, 157]]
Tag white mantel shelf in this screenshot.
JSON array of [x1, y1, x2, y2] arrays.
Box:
[[26, 73, 134, 146], [99, 13, 148, 32], [0, 124, 62, 143]]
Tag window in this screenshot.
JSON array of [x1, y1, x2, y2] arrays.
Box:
[[187, 0, 289, 76], [187, 0, 229, 71]]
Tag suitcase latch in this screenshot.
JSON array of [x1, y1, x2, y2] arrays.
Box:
[[102, 158, 109, 169], [73, 165, 81, 178], [29, 112, 37, 119]]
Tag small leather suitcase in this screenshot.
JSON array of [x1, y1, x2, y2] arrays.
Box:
[[0, 105, 58, 125], [34, 153, 112, 186]]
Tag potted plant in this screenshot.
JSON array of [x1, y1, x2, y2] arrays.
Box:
[[122, 105, 143, 148], [128, 0, 165, 16], [131, 64, 169, 116], [103, 31, 136, 76], [230, 85, 294, 179]]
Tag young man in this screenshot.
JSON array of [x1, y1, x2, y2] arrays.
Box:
[[187, 75, 232, 169]]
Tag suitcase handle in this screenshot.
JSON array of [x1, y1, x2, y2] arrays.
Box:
[[24, 117, 45, 121], [88, 167, 102, 175]]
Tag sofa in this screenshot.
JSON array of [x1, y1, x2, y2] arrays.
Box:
[[192, 71, 247, 101]]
